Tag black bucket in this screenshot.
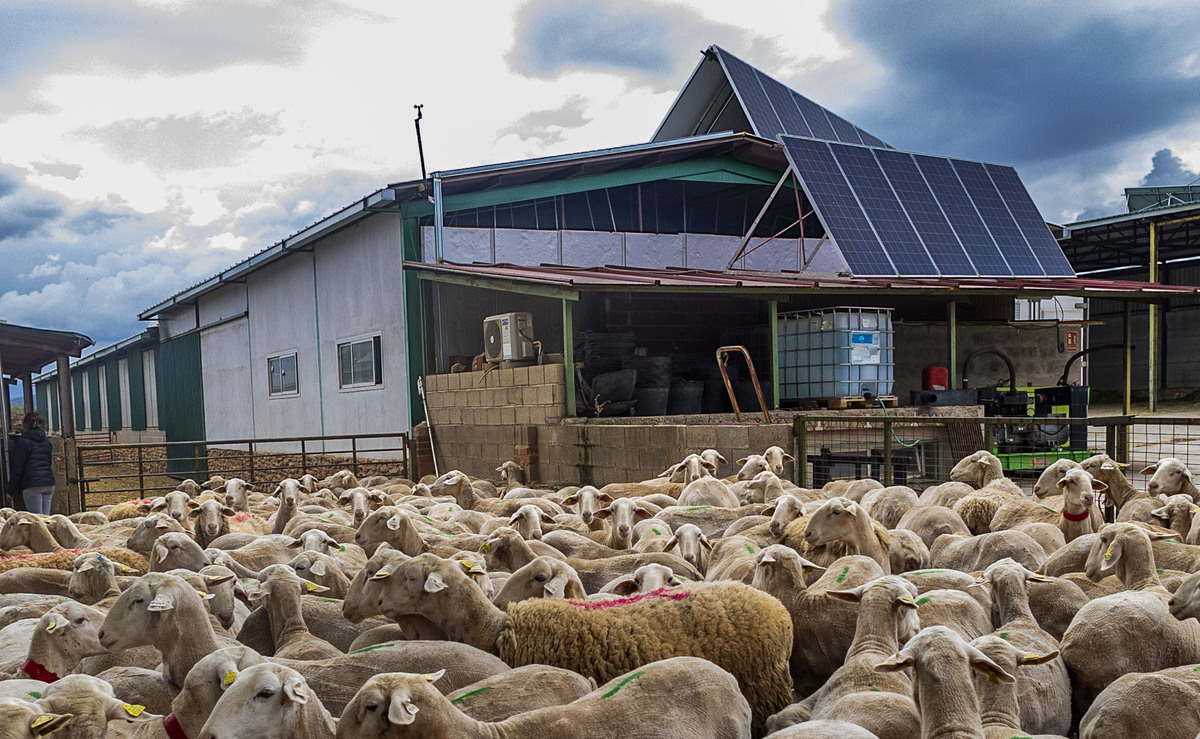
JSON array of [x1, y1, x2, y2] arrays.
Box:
[[633, 387, 670, 416], [667, 380, 704, 415]]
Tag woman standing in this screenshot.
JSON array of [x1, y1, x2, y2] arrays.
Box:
[[10, 412, 55, 514]]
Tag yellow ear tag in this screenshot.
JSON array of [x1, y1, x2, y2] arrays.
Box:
[[481, 543, 491, 553], [988, 672, 1001, 685], [1103, 547, 1113, 561], [45, 620, 58, 633], [1031, 573, 1047, 581], [899, 595, 916, 605], [1023, 653, 1041, 661], [223, 670, 237, 686], [31, 716, 55, 729], [122, 705, 145, 717], [121, 565, 135, 573], [370, 569, 391, 581], [422, 673, 437, 682], [460, 560, 474, 570], [305, 582, 318, 592], [207, 575, 222, 581]]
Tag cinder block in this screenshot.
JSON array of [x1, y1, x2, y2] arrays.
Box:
[[717, 425, 752, 456], [544, 364, 564, 384], [514, 366, 530, 385], [686, 426, 719, 451]]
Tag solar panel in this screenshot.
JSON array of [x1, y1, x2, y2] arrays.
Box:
[[830, 143, 936, 275], [713, 47, 890, 148], [781, 135, 1071, 277], [874, 149, 977, 276], [780, 137, 896, 275], [717, 52, 783, 141], [951, 160, 1044, 276], [984, 164, 1075, 276]]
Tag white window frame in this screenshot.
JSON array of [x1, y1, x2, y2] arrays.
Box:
[[267, 351, 301, 398], [97, 364, 109, 429], [143, 349, 159, 429], [337, 334, 383, 391], [118, 358, 132, 430]]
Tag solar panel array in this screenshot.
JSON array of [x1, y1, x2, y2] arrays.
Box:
[[714, 46, 892, 149], [779, 135, 1075, 277]]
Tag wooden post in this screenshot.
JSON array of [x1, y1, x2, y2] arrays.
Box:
[[56, 354, 74, 439], [562, 298, 576, 418], [21, 375, 33, 415], [1149, 222, 1159, 413]]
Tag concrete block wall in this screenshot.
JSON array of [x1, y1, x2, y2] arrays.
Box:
[[424, 364, 566, 479]]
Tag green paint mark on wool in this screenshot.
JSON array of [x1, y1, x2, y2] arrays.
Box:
[[349, 642, 397, 655], [685, 506, 712, 511], [27, 692, 41, 699], [652, 528, 662, 536], [999, 631, 1010, 640], [915, 595, 932, 606], [1158, 568, 1165, 574], [316, 598, 341, 604], [339, 545, 345, 552], [602, 671, 645, 699], [745, 544, 755, 554], [450, 687, 492, 705], [422, 516, 435, 522], [836, 566, 850, 583], [870, 688, 881, 692]]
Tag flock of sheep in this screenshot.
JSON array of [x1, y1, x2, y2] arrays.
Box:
[[0, 443, 1199, 737]]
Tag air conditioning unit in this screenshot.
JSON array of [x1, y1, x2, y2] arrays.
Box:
[[483, 312, 535, 363]]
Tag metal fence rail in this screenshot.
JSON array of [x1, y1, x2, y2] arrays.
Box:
[[76, 432, 411, 509], [791, 415, 1200, 492]]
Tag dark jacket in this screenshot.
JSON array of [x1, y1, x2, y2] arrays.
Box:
[[11, 428, 54, 492]]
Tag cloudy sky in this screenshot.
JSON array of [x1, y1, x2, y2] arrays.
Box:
[[3, 0, 1199, 367]]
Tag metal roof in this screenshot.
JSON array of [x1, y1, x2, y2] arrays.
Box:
[[0, 322, 94, 377], [1058, 201, 1200, 275], [405, 261, 1196, 302], [32, 328, 157, 382]]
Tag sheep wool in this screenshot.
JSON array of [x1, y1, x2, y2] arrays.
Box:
[[0, 548, 147, 574], [496, 581, 792, 735]]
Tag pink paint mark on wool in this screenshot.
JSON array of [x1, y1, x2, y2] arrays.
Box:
[[568, 588, 693, 611], [233, 513, 253, 523]]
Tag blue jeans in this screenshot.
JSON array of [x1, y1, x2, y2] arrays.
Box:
[[22, 486, 55, 515]]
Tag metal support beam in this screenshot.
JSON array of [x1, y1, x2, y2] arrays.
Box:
[[1149, 223, 1159, 412], [57, 354, 75, 440], [562, 299, 576, 418], [1123, 301, 1132, 416], [727, 166, 792, 269], [768, 300, 780, 409], [947, 301, 958, 389], [0, 346, 8, 499], [22, 375, 33, 414], [432, 176, 445, 262]]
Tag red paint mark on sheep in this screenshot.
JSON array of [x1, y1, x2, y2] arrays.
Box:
[[567, 588, 693, 610], [233, 512, 253, 523]]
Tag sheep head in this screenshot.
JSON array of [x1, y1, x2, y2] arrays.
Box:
[[876, 627, 1015, 706], [735, 454, 770, 481], [663, 523, 712, 570], [68, 552, 131, 604], [804, 497, 865, 547], [561, 486, 611, 525], [150, 532, 210, 573], [1142, 458, 1196, 499], [950, 450, 1004, 488], [172, 646, 267, 737], [507, 504, 557, 541], [198, 663, 330, 739], [829, 575, 920, 643], [1084, 523, 1174, 583], [762, 494, 805, 538], [340, 671, 446, 735], [98, 573, 208, 652], [594, 498, 651, 547], [342, 547, 411, 623], [495, 557, 584, 606], [372, 554, 474, 623], [0, 697, 72, 738], [1032, 458, 1081, 498]]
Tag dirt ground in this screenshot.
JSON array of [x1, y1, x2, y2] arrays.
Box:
[[80, 464, 182, 509]]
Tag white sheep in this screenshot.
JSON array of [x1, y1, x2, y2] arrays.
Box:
[[989, 467, 1105, 542], [802, 497, 891, 573], [199, 663, 336, 739], [1141, 457, 1199, 500], [370, 552, 792, 734]]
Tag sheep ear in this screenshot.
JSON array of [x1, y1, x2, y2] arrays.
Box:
[[220, 507, 235, 517], [187, 509, 201, 520], [309, 560, 327, 576], [843, 503, 859, 517], [736, 458, 748, 465], [782, 453, 795, 463], [798, 556, 825, 573], [369, 568, 393, 581], [387, 691, 417, 725], [1100, 540, 1123, 571], [424, 669, 445, 683], [77, 561, 95, 573], [762, 504, 777, 516], [758, 550, 777, 564], [540, 513, 557, 526], [17, 518, 33, 525], [205, 574, 234, 586], [701, 461, 716, 472], [656, 467, 674, 479], [283, 678, 310, 704], [106, 702, 158, 722], [827, 584, 866, 602], [424, 572, 447, 593], [662, 535, 678, 552], [874, 651, 914, 673], [964, 642, 1016, 683], [287, 539, 303, 549], [154, 520, 170, 530], [699, 534, 714, 551], [562, 495, 578, 506], [387, 516, 404, 531], [29, 714, 72, 736], [634, 508, 653, 521], [153, 543, 170, 563], [598, 493, 614, 502], [303, 581, 329, 594], [369, 492, 387, 504], [611, 578, 638, 596], [1141, 464, 1159, 474], [1151, 507, 1170, 520], [147, 594, 175, 612], [1019, 649, 1059, 665], [1091, 480, 1108, 492], [594, 507, 613, 520]]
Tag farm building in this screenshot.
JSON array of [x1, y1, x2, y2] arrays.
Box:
[[130, 45, 1200, 485]]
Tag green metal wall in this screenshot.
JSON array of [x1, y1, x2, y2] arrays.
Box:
[[156, 332, 207, 476], [34, 383, 50, 430], [87, 367, 102, 431], [72, 373, 84, 432], [129, 350, 147, 431], [105, 357, 122, 430]]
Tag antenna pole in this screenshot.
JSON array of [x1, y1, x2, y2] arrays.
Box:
[[414, 104, 428, 184]]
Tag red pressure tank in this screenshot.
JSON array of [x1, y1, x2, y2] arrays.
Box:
[[922, 366, 949, 391]]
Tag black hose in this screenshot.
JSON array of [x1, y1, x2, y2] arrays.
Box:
[[962, 349, 1017, 391]]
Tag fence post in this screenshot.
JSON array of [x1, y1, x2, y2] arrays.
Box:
[[882, 418, 893, 486], [301, 440, 308, 479], [247, 441, 255, 486], [75, 443, 86, 512], [793, 417, 807, 488], [983, 418, 995, 455], [351, 437, 359, 476], [137, 446, 145, 500]]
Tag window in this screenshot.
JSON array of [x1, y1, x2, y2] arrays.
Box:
[[338, 336, 382, 388], [268, 353, 299, 396], [118, 358, 132, 429], [143, 349, 159, 428]]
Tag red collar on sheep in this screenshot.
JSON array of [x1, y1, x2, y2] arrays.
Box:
[[163, 714, 189, 739], [1061, 509, 1091, 522], [21, 658, 60, 683]]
